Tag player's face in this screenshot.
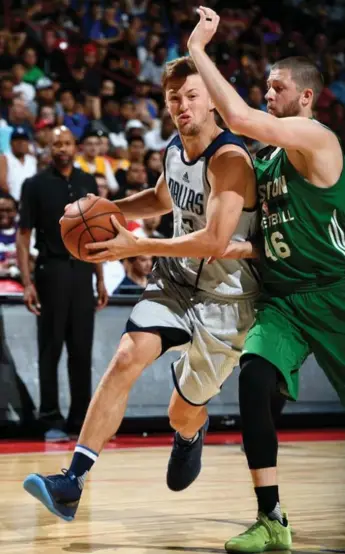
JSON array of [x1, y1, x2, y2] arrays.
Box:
[[165, 74, 214, 137], [265, 69, 304, 118], [51, 128, 76, 167]]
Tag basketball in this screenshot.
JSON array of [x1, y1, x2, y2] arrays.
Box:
[[60, 196, 126, 261]]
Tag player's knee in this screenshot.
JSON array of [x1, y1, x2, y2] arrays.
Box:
[[109, 346, 143, 385]]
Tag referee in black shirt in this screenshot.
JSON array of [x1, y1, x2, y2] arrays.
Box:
[[17, 127, 108, 442]]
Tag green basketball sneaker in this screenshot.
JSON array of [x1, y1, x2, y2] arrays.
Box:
[[225, 512, 292, 553]]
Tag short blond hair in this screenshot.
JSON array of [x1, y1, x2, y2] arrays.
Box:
[[161, 56, 198, 91]]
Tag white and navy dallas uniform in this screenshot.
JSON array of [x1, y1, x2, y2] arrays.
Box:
[[127, 130, 259, 405]]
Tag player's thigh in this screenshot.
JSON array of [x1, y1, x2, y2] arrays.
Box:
[[127, 279, 192, 352], [243, 301, 310, 400], [295, 283, 345, 406], [311, 345, 345, 407]]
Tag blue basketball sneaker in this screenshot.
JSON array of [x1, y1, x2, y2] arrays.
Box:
[[23, 468, 82, 521], [167, 417, 209, 491]]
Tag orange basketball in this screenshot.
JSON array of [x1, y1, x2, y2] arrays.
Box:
[[60, 196, 126, 261]]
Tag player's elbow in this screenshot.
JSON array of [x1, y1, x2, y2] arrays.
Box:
[[219, 103, 250, 133]]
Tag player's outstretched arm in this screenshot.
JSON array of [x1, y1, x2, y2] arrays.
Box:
[[188, 7, 341, 163], [85, 147, 253, 262], [114, 173, 173, 220]]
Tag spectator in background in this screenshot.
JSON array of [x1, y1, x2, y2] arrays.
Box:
[[6, 98, 34, 138], [100, 79, 116, 98], [82, 43, 102, 96], [22, 48, 45, 85], [115, 136, 146, 190], [89, 3, 123, 45], [127, 135, 146, 163], [60, 90, 89, 141], [0, 128, 37, 201], [118, 97, 137, 132], [0, 76, 14, 121], [137, 33, 160, 67], [145, 109, 176, 151], [82, 0, 103, 38], [33, 119, 53, 156], [37, 26, 70, 82], [94, 171, 109, 198], [28, 77, 64, 126], [144, 149, 163, 186], [75, 129, 119, 195], [127, 0, 149, 17], [12, 62, 36, 106], [0, 32, 15, 72], [114, 255, 153, 294], [36, 105, 57, 128], [0, 192, 20, 281], [125, 119, 146, 141], [132, 79, 159, 123], [99, 96, 121, 135], [166, 23, 191, 62], [139, 43, 168, 87], [65, 63, 87, 97], [247, 84, 267, 111], [118, 160, 147, 201]]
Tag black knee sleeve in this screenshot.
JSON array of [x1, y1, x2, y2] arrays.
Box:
[[239, 354, 284, 470]]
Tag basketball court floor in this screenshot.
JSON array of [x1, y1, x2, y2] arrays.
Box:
[[0, 430, 344, 554]]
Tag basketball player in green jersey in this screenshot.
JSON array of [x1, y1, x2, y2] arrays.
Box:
[[186, 6, 345, 553]]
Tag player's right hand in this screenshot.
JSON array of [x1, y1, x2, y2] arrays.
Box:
[[24, 283, 41, 316], [188, 6, 220, 52]]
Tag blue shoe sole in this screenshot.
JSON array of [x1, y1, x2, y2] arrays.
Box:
[[23, 474, 75, 522]]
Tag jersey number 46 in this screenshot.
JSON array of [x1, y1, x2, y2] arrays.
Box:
[[265, 231, 291, 261]]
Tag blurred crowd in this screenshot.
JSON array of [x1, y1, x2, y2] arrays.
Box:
[[0, 0, 344, 294]]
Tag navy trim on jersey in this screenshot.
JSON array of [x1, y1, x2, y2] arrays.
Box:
[[167, 129, 249, 166]]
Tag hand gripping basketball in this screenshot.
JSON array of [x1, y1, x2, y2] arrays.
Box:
[[60, 196, 126, 261]]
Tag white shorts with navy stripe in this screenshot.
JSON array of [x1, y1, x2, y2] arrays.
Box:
[[127, 276, 256, 405]]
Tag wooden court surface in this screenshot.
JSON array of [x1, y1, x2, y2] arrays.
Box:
[[0, 440, 344, 554]]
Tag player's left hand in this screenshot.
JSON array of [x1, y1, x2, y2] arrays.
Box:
[[187, 6, 220, 52], [85, 215, 139, 262]]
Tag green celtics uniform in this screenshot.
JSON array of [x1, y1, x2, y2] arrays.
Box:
[[244, 143, 345, 405]]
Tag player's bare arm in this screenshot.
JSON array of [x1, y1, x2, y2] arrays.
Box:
[[114, 173, 173, 220], [79, 174, 173, 222], [85, 145, 254, 263], [188, 7, 343, 187]]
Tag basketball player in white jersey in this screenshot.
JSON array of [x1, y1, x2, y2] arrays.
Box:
[[23, 57, 259, 520]]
